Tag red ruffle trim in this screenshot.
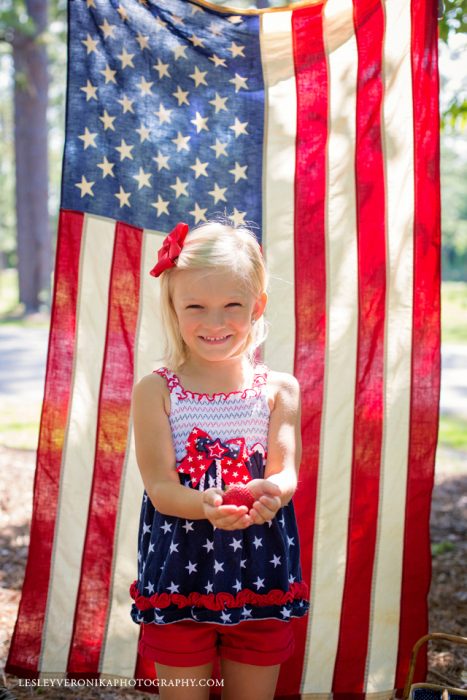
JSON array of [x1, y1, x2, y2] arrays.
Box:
[[130, 580, 309, 611], [154, 366, 268, 402]]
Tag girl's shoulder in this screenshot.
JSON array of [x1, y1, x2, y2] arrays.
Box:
[[132, 368, 171, 416], [264, 369, 300, 413]]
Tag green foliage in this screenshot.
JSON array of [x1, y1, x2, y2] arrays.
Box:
[[0, 0, 67, 269], [441, 141, 467, 280], [438, 0, 467, 42], [441, 98, 467, 131], [439, 414, 467, 450], [0, 0, 36, 41], [431, 541, 456, 556], [441, 282, 467, 341], [439, 0, 467, 131]]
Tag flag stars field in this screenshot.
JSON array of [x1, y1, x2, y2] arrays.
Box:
[[153, 58, 171, 79], [100, 65, 117, 84], [170, 177, 189, 198], [117, 49, 135, 69], [116, 4, 129, 21], [99, 18, 116, 39], [190, 158, 208, 178], [172, 44, 188, 60], [209, 53, 227, 68], [117, 94, 134, 113], [189, 66, 208, 87], [151, 195, 170, 216], [228, 42, 245, 58], [154, 16, 167, 30], [80, 80, 98, 101], [155, 103, 172, 124], [229, 162, 247, 182], [172, 132, 191, 152], [230, 74, 248, 92], [230, 117, 248, 137], [189, 34, 205, 48], [78, 127, 97, 149], [82, 34, 99, 54], [115, 139, 134, 161], [133, 167, 152, 190], [209, 183, 227, 204], [230, 208, 246, 227], [99, 110, 116, 131], [137, 77, 153, 95], [173, 86, 190, 106], [153, 151, 170, 170], [75, 175, 94, 197], [135, 123, 150, 142], [210, 139, 228, 158], [64, 0, 263, 230], [209, 93, 228, 113], [97, 156, 115, 178], [190, 202, 207, 223], [208, 21, 222, 36], [136, 33, 150, 50], [191, 112, 209, 133]]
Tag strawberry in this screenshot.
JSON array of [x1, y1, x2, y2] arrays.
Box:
[[222, 484, 255, 510]]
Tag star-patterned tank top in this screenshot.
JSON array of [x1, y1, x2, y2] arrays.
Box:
[[129, 363, 309, 626]]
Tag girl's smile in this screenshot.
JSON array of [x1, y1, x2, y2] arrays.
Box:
[[199, 334, 232, 343]]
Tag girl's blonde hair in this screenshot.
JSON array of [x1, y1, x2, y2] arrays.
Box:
[[158, 220, 269, 371]]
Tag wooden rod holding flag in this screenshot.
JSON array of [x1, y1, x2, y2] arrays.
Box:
[[189, 0, 323, 15]]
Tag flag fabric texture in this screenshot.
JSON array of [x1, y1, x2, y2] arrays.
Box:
[[7, 0, 441, 697]]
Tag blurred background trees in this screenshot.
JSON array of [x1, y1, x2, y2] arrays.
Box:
[[0, 0, 65, 313], [0, 0, 465, 315]]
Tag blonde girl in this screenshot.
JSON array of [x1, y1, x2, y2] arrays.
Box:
[[130, 220, 309, 700]]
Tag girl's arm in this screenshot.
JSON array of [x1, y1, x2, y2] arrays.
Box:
[[132, 373, 251, 529], [248, 373, 302, 523]]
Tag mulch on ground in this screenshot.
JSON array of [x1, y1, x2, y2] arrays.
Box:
[[1, 445, 466, 699]]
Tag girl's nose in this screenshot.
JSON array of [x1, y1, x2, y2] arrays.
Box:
[[206, 308, 226, 328]]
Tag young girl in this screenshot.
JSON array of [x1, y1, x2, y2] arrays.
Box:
[[129, 220, 309, 700]]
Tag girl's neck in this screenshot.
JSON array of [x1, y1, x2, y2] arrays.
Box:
[[178, 356, 256, 394]]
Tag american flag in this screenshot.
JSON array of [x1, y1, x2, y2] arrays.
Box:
[[7, 0, 441, 697]]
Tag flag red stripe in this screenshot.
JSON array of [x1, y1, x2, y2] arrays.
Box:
[[332, 0, 386, 692], [67, 222, 143, 673], [278, 4, 328, 695], [5, 210, 84, 676], [395, 0, 441, 689]]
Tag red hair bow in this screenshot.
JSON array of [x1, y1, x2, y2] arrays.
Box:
[[149, 222, 189, 277]]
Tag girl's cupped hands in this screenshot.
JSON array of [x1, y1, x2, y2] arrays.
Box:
[[202, 479, 282, 530]]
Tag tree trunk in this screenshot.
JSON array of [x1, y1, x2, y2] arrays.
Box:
[[12, 0, 50, 313]]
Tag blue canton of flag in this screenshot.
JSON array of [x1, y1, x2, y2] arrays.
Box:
[[61, 0, 265, 232]]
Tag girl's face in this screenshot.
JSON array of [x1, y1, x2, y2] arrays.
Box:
[[171, 268, 267, 364]]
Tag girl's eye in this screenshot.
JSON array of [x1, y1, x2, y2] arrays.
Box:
[[185, 303, 241, 309]]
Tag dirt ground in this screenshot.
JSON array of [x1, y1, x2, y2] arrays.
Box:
[[0, 444, 465, 699]]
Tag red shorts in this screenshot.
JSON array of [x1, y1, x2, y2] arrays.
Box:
[[139, 618, 295, 667]]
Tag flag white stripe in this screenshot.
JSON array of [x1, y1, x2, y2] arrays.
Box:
[[40, 215, 116, 673], [302, 0, 359, 691], [260, 11, 296, 373], [101, 229, 167, 675], [366, 0, 415, 690]]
